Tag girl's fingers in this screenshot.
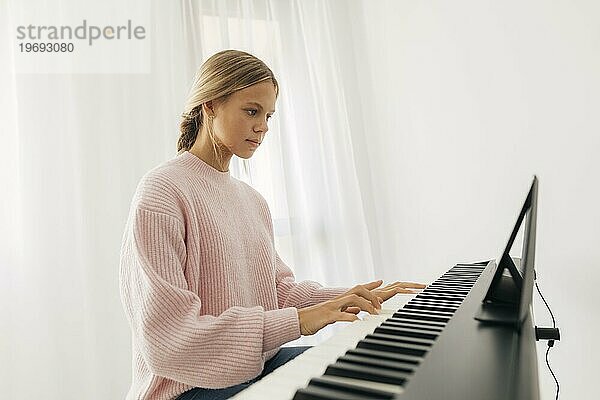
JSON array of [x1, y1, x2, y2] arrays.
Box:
[[336, 294, 378, 315], [344, 306, 361, 314], [383, 289, 398, 301], [335, 312, 360, 323], [335, 280, 383, 308], [340, 280, 426, 310], [397, 288, 417, 294], [361, 280, 384, 290], [376, 287, 417, 301], [386, 281, 426, 289], [398, 281, 427, 289], [353, 286, 382, 309]]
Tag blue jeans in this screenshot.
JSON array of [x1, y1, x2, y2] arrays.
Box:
[[176, 346, 311, 400]]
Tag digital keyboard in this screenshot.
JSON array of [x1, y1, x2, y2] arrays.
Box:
[[231, 260, 540, 400]]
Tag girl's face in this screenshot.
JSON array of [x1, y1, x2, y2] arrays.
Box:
[[209, 80, 277, 159]]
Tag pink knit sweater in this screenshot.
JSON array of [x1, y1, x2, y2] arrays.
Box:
[[119, 151, 347, 400]]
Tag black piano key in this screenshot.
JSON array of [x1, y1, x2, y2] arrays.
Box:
[[381, 320, 443, 332], [426, 282, 471, 289], [436, 278, 477, 284], [412, 295, 463, 302], [346, 347, 422, 365], [455, 261, 487, 265], [442, 270, 479, 274], [404, 303, 458, 314], [412, 297, 462, 305], [443, 278, 477, 282], [374, 325, 439, 340], [386, 317, 447, 328], [338, 354, 415, 373], [394, 311, 451, 323], [444, 267, 483, 275], [429, 285, 473, 292], [400, 308, 454, 318], [409, 298, 460, 306], [407, 300, 460, 310], [445, 269, 482, 274], [433, 278, 475, 284], [412, 295, 462, 302], [402, 306, 455, 315], [428, 285, 471, 291], [416, 294, 464, 303], [428, 284, 473, 291], [418, 289, 466, 297], [436, 273, 472, 277], [293, 385, 383, 400], [325, 361, 410, 386], [366, 332, 435, 347], [445, 275, 480, 279], [357, 337, 429, 357], [423, 288, 469, 296], [418, 293, 465, 300], [424, 286, 469, 294], [308, 377, 396, 399], [435, 275, 477, 286]]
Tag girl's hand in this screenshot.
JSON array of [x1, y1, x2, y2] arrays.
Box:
[[331, 280, 385, 312], [297, 292, 380, 336], [372, 281, 427, 302], [296, 279, 427, 336]]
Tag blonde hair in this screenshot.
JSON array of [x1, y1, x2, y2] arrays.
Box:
[[177, 50, 279, 155]]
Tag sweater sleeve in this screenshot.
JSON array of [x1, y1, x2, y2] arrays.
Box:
[[252, 189, 348, 309], [119, 206, 300, 389], [274, 251, 348, 309]]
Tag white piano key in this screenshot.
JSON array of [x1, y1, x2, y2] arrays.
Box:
[[238, 362, 328, 399], [231, 293, 418, 399]]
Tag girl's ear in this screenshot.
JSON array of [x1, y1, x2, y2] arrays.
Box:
[[202, 101, 215, 117]]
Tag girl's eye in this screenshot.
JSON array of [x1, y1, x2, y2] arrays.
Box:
[[246, 109, 273, 121]]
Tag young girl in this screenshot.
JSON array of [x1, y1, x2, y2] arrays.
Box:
[[119, 49, 424, 400]]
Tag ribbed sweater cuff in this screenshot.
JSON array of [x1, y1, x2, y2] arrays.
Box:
[[262, 308, 301, 352]]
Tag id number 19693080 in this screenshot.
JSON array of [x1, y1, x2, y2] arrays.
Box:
[[18, 42, 74, 53]]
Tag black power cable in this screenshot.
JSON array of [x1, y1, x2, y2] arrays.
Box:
[[535, 278, 559, 400]]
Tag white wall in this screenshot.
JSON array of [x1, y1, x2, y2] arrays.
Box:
[[349, 1, 600, 398]]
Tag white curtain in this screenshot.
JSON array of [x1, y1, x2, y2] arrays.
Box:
[[183, 0, 376, 286], [1, 1, 376, 398]]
